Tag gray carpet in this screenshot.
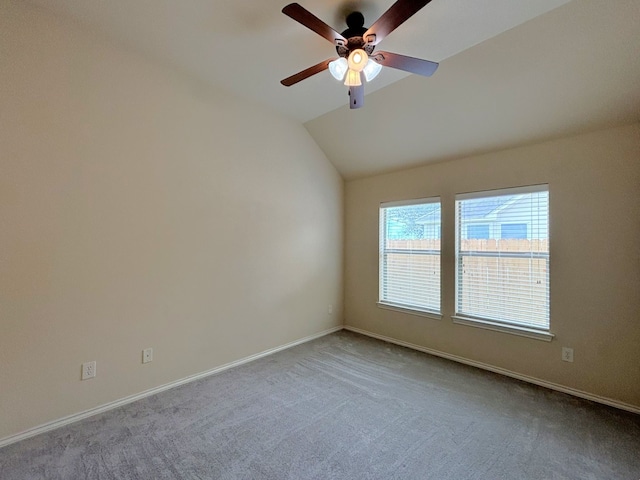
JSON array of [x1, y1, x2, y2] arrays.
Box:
[[1, 331, 639, 479]]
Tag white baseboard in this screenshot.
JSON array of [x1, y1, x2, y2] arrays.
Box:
[[344, 325, 640, 415], [0, 325, 343, 449], [4, 323, 636, 449]]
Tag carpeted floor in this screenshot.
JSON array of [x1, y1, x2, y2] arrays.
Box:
[[1, 330, 639, 479]]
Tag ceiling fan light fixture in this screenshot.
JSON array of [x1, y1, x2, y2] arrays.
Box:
[[363, 59, 383, 82], [328, 57, 348, 81], [280, 1, 440, 109], [344, 69, 362, 87], [347, 49, 368, 72]]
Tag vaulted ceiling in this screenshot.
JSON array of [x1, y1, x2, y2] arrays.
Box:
[[26, 0, 640, 179]]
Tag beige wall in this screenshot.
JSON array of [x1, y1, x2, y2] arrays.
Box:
[[0, 2, 343, 440], [345, 124, 640, 407]]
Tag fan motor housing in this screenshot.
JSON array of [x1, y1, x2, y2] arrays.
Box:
[[336, 11, 375, 58], [342, 11, 367, 37]]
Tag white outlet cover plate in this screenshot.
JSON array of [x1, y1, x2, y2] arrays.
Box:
[[82, 361, 96, 380], [143, 348, 153, 364], [562, 347, 574, 363]]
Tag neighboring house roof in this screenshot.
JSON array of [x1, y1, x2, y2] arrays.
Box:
[[415, 195, 523, 224], [415, 207, 441, 224]]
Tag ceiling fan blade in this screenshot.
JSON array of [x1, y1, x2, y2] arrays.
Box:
[[372, 51, 438, 77], [363, 0, 432, 45], [282, 3, 347, 46], [281, 58, 335, 87]]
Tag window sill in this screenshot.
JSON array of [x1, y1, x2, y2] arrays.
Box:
[[451, 315, 554, 342], [377, 302, 442, 320]]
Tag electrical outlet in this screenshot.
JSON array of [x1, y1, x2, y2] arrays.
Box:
[[562, 347, 574, 363], [142, 347, 153, 364], [82, 361, 96, 380], [328, 304, 333, 315]]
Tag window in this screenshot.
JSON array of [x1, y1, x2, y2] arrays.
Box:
[[379, 198, 441, 316], [501, 223, 528, 239], [467, 224, 490, 239], [455, 185, 549, 333]]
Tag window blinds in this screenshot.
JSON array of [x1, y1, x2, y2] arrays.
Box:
[[379, 198, 441, 314], [455, 185, 549, 330]]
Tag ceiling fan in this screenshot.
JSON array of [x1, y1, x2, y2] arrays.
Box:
[[280, 0, 439, 109]]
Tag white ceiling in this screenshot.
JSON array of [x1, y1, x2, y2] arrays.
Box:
[[26, 0, 640, 179]]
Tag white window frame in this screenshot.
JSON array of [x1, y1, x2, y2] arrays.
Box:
[[378, 197, 442, 319], [453, 185, 553, 341]]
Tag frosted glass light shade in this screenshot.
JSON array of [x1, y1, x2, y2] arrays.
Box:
[[344, 69, 362, 86], [363, 59, 383, 82], [328, 58, 348, 81]]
